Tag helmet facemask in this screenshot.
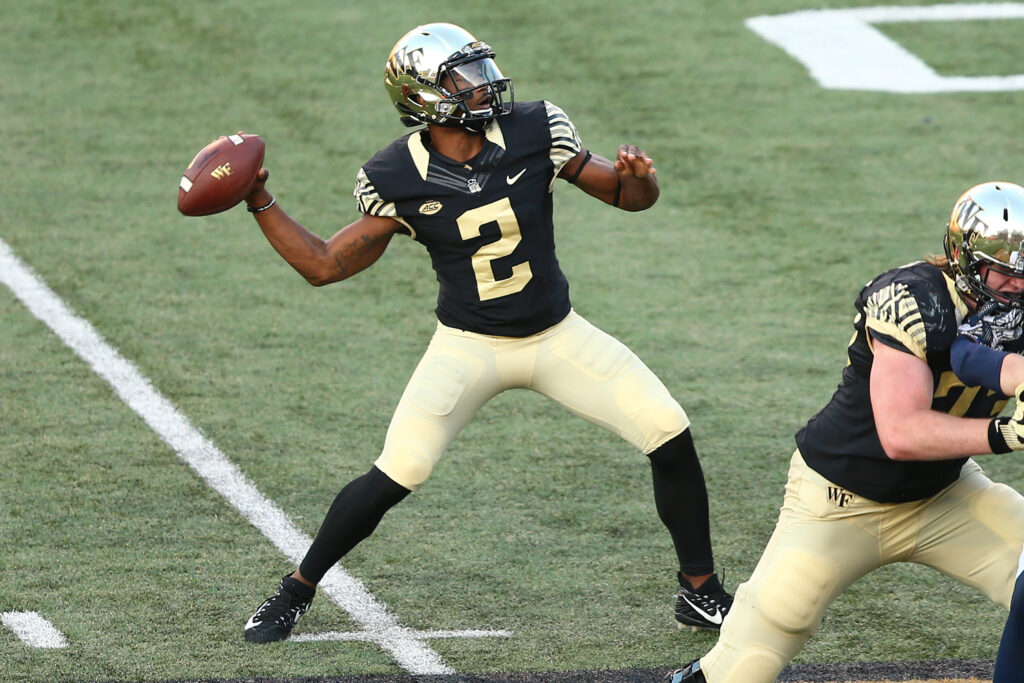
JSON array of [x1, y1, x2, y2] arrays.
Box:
[[434, 50, 512, 132]]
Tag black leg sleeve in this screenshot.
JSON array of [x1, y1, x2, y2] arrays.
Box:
[[298, 466, 411, 585], [647, 429, 714, 576]]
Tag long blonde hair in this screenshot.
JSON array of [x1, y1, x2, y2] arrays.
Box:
[[925, 253, 954, 277]]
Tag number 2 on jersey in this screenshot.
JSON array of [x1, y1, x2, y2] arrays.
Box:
[[457, 196, 533, 301]]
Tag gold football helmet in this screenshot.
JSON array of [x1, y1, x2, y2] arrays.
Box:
[[384, 22, 513, 131], [944, 181, 1024, 306]]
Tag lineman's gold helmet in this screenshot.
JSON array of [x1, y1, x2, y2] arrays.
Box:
[[945, 181, 1024, 306]]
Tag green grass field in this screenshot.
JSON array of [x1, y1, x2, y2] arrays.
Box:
[[2, 1, 1024, 681]]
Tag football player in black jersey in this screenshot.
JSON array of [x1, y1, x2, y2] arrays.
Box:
[[668, 182, 1024, 683], [240, 22, 732, 644]]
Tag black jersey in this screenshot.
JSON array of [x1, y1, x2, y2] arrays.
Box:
[[797, 261, 1010, 503], [353, 101, 581, 337]]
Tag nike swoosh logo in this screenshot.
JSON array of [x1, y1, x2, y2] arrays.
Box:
[[506, 169, 526, 185], [680, 595, 723, 625]]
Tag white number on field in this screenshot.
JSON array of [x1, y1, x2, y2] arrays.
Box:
[[746, 4, 1024, 92], [1, 612, 68, 648]]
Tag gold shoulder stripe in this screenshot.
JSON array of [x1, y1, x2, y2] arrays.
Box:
[[863, 281, 928, 359], [485, 118, 505, 149], [406, 132, 430, 181], [942, 271, 970, 322]]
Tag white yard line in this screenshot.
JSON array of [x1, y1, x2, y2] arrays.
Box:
[[0, 238, 505, 674], [746, 3, 1024, 93], [1, 611, 68, 649], [293, 629, 512, 643]]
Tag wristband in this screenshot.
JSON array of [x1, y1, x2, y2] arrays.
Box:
[[989, 417, 1013, 454], [247, 197, 276, 214]]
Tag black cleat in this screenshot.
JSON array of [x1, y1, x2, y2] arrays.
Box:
[[665, 659, 706, 683], [244, 574, 315, 643], [675, 572, 732, 631]]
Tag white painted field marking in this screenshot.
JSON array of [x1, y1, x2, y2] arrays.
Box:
[[1, 611, 68, 649], [747, 3, 1024, 92], [0, 238, 510, 674], [293, 628, 512, 643]]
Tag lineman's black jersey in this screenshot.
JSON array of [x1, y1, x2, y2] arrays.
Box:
[[354, 101, 581, 337], [797, 261, 1010, 502]]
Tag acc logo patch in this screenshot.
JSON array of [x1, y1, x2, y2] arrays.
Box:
[[419, 200, 442, 215]]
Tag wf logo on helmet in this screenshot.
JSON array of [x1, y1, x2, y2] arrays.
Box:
[[393, 46, 425, 73], [954, 199, 985, 233]]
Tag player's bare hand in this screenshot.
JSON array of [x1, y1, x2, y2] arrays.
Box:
[[231, 128, 273, 208], [613, 144, 656, 178], [246, 168, 272, 207]]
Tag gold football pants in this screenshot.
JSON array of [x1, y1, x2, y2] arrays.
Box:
[[374, 310, 690, 490], [699, 450, 1024, 683]]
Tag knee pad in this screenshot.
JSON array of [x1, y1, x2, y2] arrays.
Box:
[[966, 481, 1024, 606], [701, 553, 839, 682], [972, 481, 1024, 548], [376, 415, 447, 490], [756, 550, 838, 634], [615, 373, 689, 452], [703, 592, 797, 683]]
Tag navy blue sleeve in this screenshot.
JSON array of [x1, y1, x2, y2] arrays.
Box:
[[995, 570, 1024, 682], [950, 336, 1007, 392]]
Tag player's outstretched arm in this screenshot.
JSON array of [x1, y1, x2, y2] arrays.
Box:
[[871, 341, 1001, 460], [559, 145, 659, 212], [245, 169, 402, 286]]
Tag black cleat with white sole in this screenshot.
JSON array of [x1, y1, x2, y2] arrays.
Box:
[[674, 572, 732, 631], [244, 574, 315, 643]]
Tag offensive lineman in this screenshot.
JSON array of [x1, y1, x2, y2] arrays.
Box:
[[668, 182, 1024, 682], [240, 22, 733, 643]]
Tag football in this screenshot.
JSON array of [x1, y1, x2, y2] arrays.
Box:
[[177, 133, 265, 216]]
